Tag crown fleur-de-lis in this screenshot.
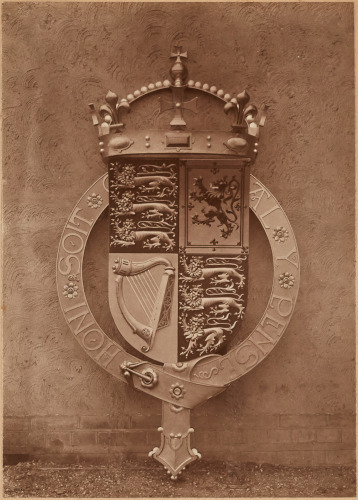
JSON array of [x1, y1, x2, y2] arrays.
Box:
[[89, 91, 130, 136], [224, 90, 267, 136], [100, 91, 130, 127]]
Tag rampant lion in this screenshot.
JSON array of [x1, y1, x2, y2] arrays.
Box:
[[190, 176, 241, 238]]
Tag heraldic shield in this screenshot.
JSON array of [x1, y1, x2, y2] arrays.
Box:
[[78, 46, 294, 479], [108, 157, 249, 364], [56, 46, 300, 479]]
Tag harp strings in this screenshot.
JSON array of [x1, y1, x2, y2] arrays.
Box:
[[126, 270, 159, 321]]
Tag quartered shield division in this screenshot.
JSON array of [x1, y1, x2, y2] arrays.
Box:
[[108, 157, 249, 363], [88, 46, 268, 478]]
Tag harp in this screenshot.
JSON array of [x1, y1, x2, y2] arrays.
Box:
[[112, 257, 175, 352]]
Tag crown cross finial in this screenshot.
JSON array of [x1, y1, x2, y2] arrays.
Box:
[[170, 45, 188, 62], [161, 47, 197, 128], [170, 46, 188, 87]]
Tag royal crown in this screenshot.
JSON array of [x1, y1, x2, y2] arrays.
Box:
[[89, 46, 267, 161]]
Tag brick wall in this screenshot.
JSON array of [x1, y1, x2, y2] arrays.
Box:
[[4, 413, 355, 466], [3, 2, 355, 470]]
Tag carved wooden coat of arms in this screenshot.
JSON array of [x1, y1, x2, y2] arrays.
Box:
[[57, 47, 300, 479]]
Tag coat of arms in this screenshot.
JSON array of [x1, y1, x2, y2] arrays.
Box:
[[108, 158, 249, 362], [57, 47, 300, 479]]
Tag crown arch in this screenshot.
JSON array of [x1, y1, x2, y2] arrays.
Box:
[[89, 47, 267, 160]]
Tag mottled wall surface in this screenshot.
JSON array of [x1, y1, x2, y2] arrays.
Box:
[[3, 2, 355, 465]]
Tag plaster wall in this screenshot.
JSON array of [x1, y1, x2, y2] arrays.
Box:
[[3, 2, 355, 465]]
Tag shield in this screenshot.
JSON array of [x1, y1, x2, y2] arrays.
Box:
[[108, 156, 249, 364], [82, 46, 275, 478]]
